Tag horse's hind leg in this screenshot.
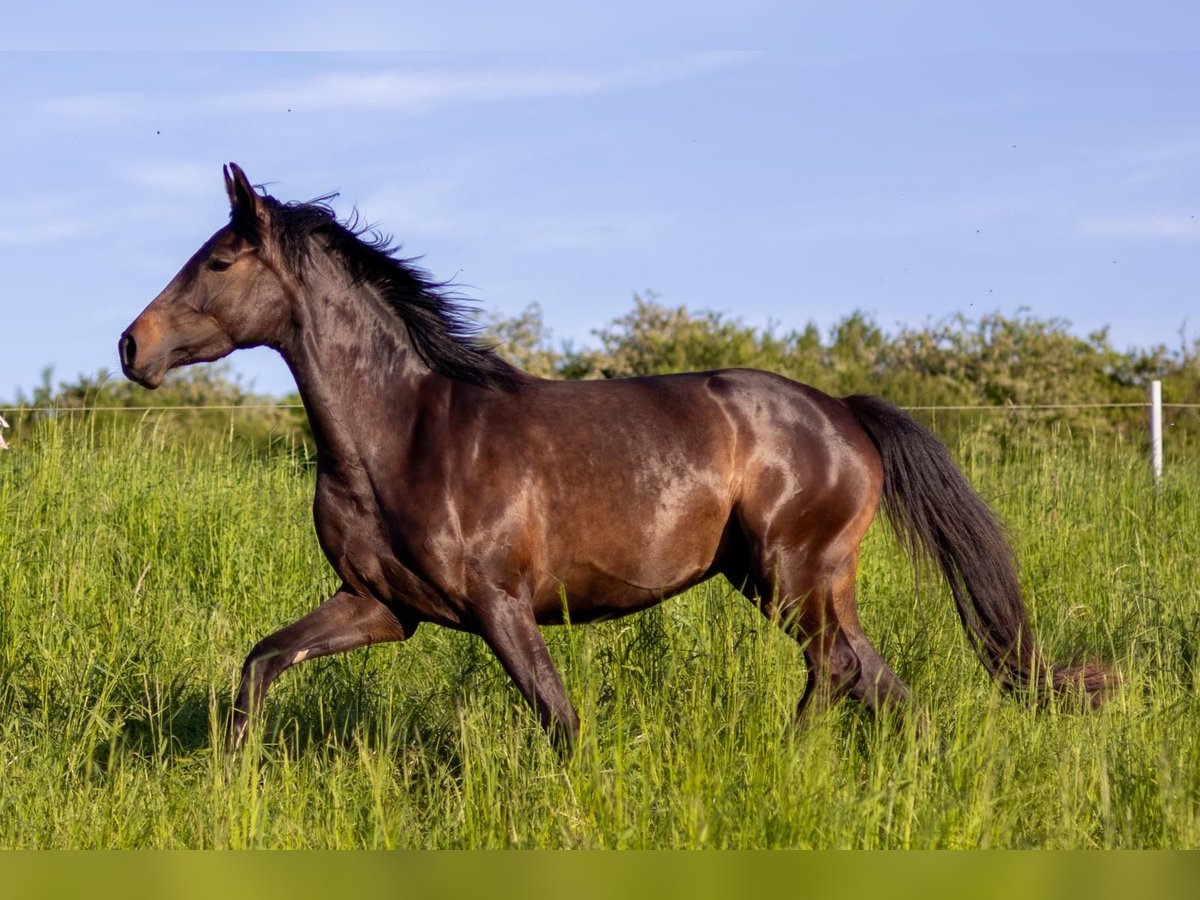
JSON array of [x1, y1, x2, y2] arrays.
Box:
[[230, 588, 413, 749], [826, 554, 911, 717], [768, 554, 861, 724], [751, 549, 911, 725]]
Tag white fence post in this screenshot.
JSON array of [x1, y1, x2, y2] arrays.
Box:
[[1150, 380, 1163, 484]]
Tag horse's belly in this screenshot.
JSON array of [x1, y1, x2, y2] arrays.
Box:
[[531, 572, 704, 624], [530, 493, 729, 623]]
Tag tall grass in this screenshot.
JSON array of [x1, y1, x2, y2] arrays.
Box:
[[0, 416, 1196, 848]]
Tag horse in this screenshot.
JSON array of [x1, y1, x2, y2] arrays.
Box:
[[119, 163, 1111, 752]]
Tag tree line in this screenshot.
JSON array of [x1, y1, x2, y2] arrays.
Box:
[[486, 294, 1199, 447], [6, 295, 1198, 454]]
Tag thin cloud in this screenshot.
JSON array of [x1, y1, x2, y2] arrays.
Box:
[[212, 53, 753, 113], [0, 187, 214, 248], [0, 194, 108, 246], [0, 215, 94, 246], [34, 53, 754, 125], [363, 179, 480, 238], [515, 211, 673, 251], [923, 90, 1043, 119], [1078, 213, 1200, 241], [1077, 136, 1200, 188], [365, 186, 673, 252], [1121, 138, 1200, 167], [120, 162, 215, 196], [37, 92, 143, 120]]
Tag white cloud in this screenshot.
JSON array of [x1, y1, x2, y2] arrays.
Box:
[[37, 92, 142, 120], [924, 90, 1042, 119], [211, 53, 752, 113], [120, 162, 215, 196], [362, 173, 673, 252], [0, 215, 94, 246], [32, 53, 754, 128], [0, 185, 215, 249], [514, 212, 672, 251], [1078, 213, 1200, 241], [1079, 136, 1200, 189], [1121, 138, 1200, 168], [361, 177, 480, 238], [0, 195, 107, 246]]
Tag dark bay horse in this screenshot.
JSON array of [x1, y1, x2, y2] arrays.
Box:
[[119, 164, 1111, 751]]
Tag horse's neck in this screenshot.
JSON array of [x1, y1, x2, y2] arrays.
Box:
[[280, 274, 429, 462]]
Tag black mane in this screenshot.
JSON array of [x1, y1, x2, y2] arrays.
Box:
[[243, 193, 524, 391]]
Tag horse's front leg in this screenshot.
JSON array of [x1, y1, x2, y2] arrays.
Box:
[[229, 587, 413, 750], [474, 591, 580, 755]]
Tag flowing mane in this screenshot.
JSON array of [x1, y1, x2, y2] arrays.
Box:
[[241, 192, 524, 391]]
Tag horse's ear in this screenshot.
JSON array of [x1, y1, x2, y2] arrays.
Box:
[[223, 162, 262, 222]]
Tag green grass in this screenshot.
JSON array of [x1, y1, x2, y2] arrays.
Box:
[[0, 416, 1197, 848]]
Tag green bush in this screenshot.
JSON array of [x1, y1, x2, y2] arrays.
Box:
[[6, 299, 1197, 453], [482, 298, 1200, 447]]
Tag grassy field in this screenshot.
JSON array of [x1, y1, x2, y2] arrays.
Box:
[[0, 414, 1197, 848]]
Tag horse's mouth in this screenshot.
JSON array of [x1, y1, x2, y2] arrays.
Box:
[[121, 355, 168, 390], [120, 333, 197, 389], [124, 366, 164, 390]]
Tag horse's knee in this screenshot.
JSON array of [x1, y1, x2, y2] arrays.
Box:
[[242, 634, 287, 672]]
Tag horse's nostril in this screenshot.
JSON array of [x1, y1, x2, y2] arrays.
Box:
[[120, 333, 137, 369]]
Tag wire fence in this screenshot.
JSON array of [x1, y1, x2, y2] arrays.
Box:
[[2, 402, 1199, 415], [2, 386, 1197, 481], [2, 404, 1198, 419], [0, 404, 304, 413]]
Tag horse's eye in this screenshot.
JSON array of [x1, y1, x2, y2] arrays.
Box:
[[207, 258, 234, 272]]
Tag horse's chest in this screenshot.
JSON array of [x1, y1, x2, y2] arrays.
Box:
[[311, 474, 465, 624], [312, 476, 384, 569]]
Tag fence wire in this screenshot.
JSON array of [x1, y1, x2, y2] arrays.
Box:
[[2, 402, 1199, 415]]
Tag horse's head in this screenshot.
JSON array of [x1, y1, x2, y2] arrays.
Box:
[[119, 163, 294, 389]]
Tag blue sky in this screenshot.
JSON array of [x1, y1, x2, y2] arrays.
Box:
[[2, 41, 1199, 398]]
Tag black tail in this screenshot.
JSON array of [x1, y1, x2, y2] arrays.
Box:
[[843, 394, 1112, 707]]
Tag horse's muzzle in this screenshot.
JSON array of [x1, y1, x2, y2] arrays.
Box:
[[118, 319, 166, 389]]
